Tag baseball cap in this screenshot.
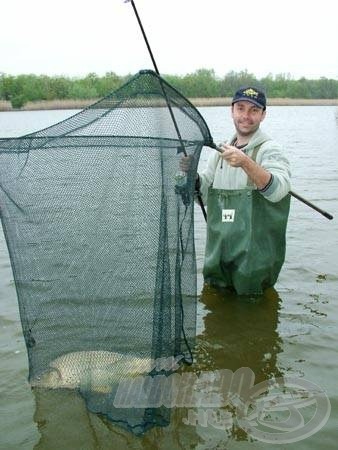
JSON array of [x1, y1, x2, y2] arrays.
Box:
[[232, 86, 266, 110]]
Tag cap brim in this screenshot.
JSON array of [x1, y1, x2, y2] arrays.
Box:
[[232, 97, 265, 109]]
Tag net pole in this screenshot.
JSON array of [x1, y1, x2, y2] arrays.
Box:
[[128, 0, 185, 155], [128, 0, 160, 76], [127, 0, 208, 221], [126, 0, 204, 363]]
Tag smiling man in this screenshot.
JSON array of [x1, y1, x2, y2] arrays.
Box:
[[197, 86, 291, 295]]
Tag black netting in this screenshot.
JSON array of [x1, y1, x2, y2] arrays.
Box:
[[0, 70, 213, 433]]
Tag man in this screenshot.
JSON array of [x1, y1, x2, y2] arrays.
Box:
[[187, 86, 291, 295]]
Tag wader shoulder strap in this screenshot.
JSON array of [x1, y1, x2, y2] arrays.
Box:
[[246, 140, 269, 188]]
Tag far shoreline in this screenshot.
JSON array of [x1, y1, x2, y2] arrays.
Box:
[[1, 97, 338, 112]]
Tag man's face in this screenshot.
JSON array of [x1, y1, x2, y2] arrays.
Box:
[[231, 101, 266, 137]]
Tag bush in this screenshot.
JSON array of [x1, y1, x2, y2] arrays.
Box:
[[10, 94, 28, 109]]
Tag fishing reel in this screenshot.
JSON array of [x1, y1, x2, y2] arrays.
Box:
[[174, 170, 191, 207]]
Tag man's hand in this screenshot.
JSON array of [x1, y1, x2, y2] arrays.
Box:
[[219, 144, 248, 167], [179, 155, 193, 172]]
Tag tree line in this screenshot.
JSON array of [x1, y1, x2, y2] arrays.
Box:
[[1, 69, 337, 109]]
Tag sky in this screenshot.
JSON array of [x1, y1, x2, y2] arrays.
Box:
[[1, 0, 337, 80]]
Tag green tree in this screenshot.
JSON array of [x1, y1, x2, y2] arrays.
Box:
[[96, 72, 125, 97]]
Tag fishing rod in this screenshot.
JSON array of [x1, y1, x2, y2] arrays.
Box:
[[211, 144, 333, 220], [125, 0, 207, 221], [289, 190, 333, 220]]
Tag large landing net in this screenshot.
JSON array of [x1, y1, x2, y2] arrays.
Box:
[[0, 70, 213, 433]]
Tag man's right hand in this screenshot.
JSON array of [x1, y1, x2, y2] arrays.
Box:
[[179, 155, 193, 172]]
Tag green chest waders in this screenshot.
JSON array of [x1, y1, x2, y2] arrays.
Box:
[[203, 147, 291, 295]]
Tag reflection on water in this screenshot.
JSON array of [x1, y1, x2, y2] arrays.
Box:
[[196, 285, 283, 381], [187, 285, 284, 445], [32, 381, 198, 449], [31, 286, 284, 449]]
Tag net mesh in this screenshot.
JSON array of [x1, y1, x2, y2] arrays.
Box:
[[0, 70, 213, 433]]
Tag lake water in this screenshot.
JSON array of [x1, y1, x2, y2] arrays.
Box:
[[0, 106, 337, 449]]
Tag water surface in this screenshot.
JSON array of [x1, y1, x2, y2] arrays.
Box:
[[0, 106, 337, 449]]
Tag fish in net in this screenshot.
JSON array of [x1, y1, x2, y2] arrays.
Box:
[[0, 69, 214, 433]]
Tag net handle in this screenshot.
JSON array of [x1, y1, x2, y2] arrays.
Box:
[[127, 0, 208, 221], [127, 0, 188, 157]]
